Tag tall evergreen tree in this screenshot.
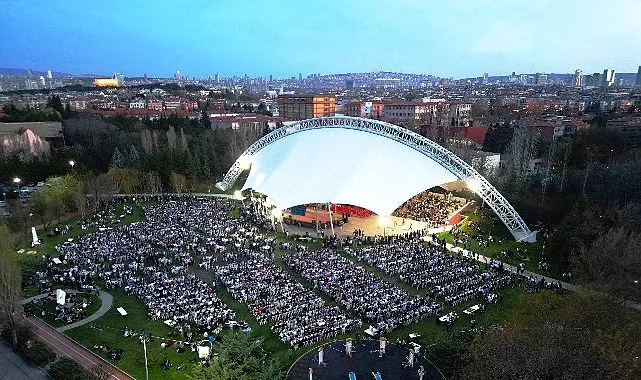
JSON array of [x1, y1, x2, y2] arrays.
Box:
[[127, 145, 141, 168], [109, 147, 125, 169]]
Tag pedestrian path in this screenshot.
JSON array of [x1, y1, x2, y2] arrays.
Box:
[[21, 290, 114, 332], [440, 241, 641, 311], [25, 317, 132, 380], [0, 340, 50, 380]]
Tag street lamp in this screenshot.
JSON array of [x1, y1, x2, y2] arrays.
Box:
[[379, 215, 390, 237], [13, 177, 21, 194], [69, 160, 75, 170], [234, 190, 245, 207]]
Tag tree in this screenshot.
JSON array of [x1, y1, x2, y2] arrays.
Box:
[[107, 168, 142, 194], [126, 145, 141, 169], [0, 225, 23, 347], [47, 95, 65, 116], [169, 172, 187, 193], [190, 333, 283, 380], [458, 292, 641, 380], [86, 174, 118, 211], [109, 147, 125, 169], [573, 226, 641, 302]]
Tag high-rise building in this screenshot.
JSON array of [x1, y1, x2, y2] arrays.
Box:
[[586, 73, 601, 87], [27, 69, 33, 77], [602, 69, 616, 86], [345, 79, 354, 90], [535, 73, 548, 85], [46, 69, 53, 79], [277, 94, 336, 120], [635, 66, 641, 87], [574, 69, 583, 87], [298, 73, 302, 81], [482, 73, 489, 84], [114, 73, 124, 86]]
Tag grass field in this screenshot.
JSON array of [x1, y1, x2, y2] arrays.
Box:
[[17, 199, 549, 378], [25, 293, 102, 328], [437, 210, 551, 275]]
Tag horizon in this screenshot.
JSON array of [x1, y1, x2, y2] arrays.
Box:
[[1, 0, 640, 78]]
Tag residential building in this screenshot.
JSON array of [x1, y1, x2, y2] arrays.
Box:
[[602, 69, 616, 87], [607, 116, 641, 147], [129, 99, 147, 109], [277, 94, 335, 120]]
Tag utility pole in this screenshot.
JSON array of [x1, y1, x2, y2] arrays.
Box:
[[142, 330, 149, 380]]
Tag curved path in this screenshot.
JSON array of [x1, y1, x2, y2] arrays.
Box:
[[21, 290, 114, 332]]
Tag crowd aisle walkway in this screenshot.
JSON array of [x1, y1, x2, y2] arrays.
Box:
[[25, 317, 132, 380], [0, 340, 50, 380], [441, 241, 641, 311], [21, 290, 114, 332]]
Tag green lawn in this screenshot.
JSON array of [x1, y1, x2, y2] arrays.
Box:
[[66, 288, 198, 380], [25, 293, 101, 328], [437, 210, 551, 276], [17, 199, 547, 379]]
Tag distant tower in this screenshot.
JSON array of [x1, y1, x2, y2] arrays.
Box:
[[298, 73, 302, 81], [635, 66, 641, 87], [345, 79, 354, 90], [482, 72, 489, 84], [174, 70, 180, 80], [535, 73, 548, 85], [216, 73, 220, 83], [46, 69, 53, 79], [574, 69, 583, 87], [114, 73, 124, 86], [27, 69, 33, 77], [602, 69, 615, 86], [38, 75, 46, 87]]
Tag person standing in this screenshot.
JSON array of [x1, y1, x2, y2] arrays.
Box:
[[408, 348, 415, 368], [379, 336, 387, 358], [318, 346, 325, 366], [345, 338, 353, 358], [418, 365, 425, 380]]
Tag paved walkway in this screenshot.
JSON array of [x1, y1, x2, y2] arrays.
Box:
[[25, 317, 132, 380], [0, 340, 50, 380], [21, 290, 114, 332]]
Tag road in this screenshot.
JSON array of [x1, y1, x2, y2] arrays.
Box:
[[25, 317, 133, 380]]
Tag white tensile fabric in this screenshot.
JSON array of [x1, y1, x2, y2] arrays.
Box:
[[242, 128, 458, 215]]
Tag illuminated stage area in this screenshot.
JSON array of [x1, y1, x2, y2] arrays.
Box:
[[218, 116, 535, 242], [286, 339, 444, 380]]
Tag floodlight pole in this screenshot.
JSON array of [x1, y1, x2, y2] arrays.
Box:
[[327, 202, 335, 237], [142, 331, 149, 380]]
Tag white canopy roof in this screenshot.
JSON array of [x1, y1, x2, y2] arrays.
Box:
[[242, 127, 458, 215]]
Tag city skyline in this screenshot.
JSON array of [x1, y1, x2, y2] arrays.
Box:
[[1, 0, 641, 78]]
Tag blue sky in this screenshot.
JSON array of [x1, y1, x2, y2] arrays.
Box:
[[1, 0, 640, 78]]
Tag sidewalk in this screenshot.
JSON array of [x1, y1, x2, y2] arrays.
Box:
[[25, 317, 132, 380], [0, 340, 50, 380]]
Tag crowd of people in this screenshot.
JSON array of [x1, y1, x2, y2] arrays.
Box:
[[53, 197, 238, 336], [393, 191, 466, 227], [26, 192, 531, 354], [283, 249, 442, 334], [346, 240, 515, 306], [217, 255, 361, 349]]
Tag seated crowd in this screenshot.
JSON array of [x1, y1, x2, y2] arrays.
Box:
[[283, 249, 442, 334], [54, 197, 238, 335], [217, 256, 361, 349], [393, 191, 466, 227], [346, 240, 515, 306]]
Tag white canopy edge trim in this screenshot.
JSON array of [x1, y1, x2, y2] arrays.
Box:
[[216, 116, 536, 242]]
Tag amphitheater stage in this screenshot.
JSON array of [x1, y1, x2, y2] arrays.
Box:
[[286, 339, 444, 380]]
